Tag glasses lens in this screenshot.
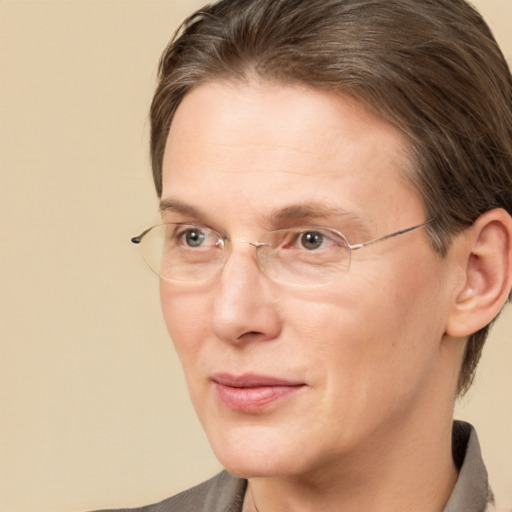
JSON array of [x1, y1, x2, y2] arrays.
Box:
[[137, 224, 224, 282], [260, 227, 351, 286], [135, 225, 351, 285]]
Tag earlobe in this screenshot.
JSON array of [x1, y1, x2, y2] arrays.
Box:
[[446, 208, 512, 338]]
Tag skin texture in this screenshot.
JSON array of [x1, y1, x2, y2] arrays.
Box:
[[159, 80, 473, 511]]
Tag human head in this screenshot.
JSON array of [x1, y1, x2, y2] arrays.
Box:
[[149, 0, 512, 396]]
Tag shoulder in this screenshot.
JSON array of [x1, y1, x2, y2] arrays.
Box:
[[92, 471, 247, 512]]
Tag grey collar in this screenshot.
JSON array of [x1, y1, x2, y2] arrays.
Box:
[[442, 421, 493, 512]]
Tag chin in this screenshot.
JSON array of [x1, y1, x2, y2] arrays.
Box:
[[206, 424, 313, 479]]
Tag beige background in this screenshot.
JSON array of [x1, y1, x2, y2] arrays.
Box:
[[0, 1, 511, 511]]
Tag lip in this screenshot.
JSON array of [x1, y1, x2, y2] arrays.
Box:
[[211, 373, 306, 413]]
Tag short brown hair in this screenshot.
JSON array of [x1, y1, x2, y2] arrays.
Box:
[[150, 0, 512, 396]]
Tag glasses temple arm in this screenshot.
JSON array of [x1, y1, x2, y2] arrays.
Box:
[[131, 226, 155, 245], [349, 219, 434, 250]]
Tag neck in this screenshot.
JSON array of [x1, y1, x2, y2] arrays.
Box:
[[242, 416, 458, 512]]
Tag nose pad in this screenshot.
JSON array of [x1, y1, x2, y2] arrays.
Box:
[[231, 238, 272, 278], [209, 245, 282, 344]]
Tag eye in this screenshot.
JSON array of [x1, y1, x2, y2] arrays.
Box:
[[277, 227, 347, 253], [172, 225, 220, 249], [183, 228, 206, 247], [299, 231, 325, 250]]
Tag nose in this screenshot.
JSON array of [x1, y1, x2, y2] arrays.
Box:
[[209, 243, 282, 344]]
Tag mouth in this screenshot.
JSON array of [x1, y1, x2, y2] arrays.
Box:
[[211, 373, 306, 413]]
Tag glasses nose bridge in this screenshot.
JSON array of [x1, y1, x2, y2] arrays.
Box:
[[231, 237, 268, 249], [221, 237, 272, 277]]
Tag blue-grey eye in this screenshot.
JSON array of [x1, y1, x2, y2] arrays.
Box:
[[184, 229, 206, 247], [300, 231, 324, 250]]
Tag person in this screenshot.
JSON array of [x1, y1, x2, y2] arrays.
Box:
[[99, 0, 512, 510]]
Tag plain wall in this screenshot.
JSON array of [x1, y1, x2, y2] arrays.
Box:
[[0, 1, 510, 511]]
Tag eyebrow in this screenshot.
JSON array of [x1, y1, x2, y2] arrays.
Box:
[[159, 197, 369, 235], [159, 198, 206, 218], [268, 202, 365, 226]]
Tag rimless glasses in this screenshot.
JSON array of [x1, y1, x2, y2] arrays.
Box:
[[131, 219, 433, 287]]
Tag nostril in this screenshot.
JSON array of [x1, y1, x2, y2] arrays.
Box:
[[236, 330, 265, 342]]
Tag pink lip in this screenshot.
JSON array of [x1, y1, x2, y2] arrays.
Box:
[[211, 373, 306, 413]]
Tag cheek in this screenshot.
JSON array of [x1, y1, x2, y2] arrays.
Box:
[[160, 286, 217, 420], [160, 284, 210, 364], [348, 262, 448, 397], [289, 258, 446, 390]]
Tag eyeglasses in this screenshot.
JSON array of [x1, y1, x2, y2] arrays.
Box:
[[131, 219, 433, 287]]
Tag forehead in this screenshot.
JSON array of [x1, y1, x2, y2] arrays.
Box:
[[161, 80, 422, 231]]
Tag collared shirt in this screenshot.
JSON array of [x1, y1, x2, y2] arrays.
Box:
[[94, 421, 493, 512], [445, 421, 494, 512]]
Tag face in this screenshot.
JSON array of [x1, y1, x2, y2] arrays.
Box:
[[160, 80, 459, 480]]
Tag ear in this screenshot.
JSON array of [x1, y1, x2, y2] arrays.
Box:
[[445, 208, 512, 338]]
